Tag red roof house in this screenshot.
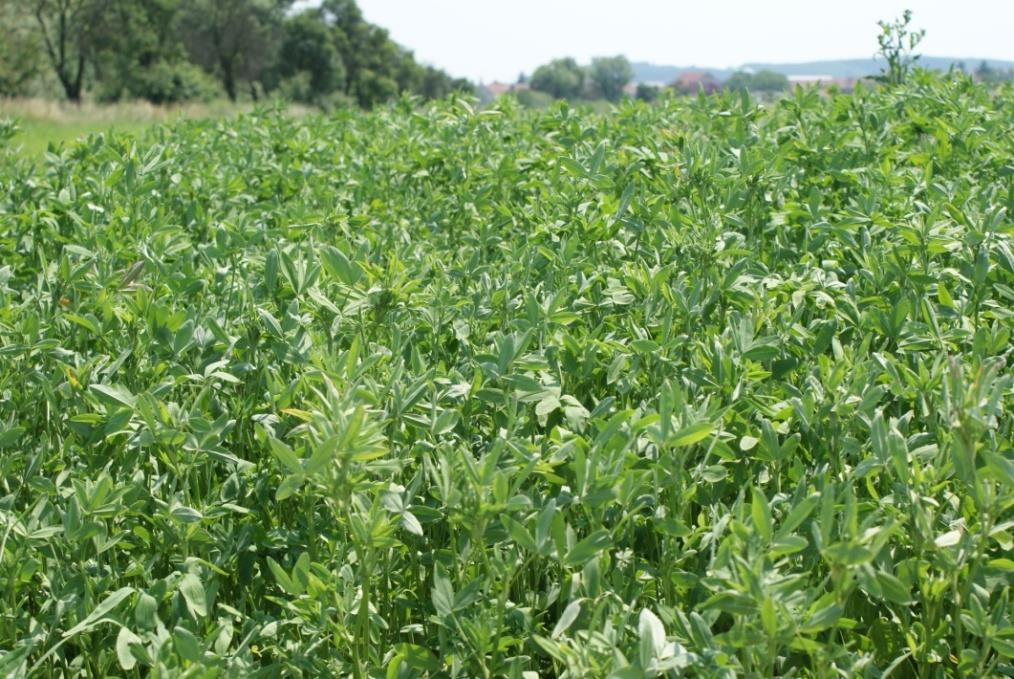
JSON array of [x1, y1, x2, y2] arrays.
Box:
[[672, 71, 721, 94]]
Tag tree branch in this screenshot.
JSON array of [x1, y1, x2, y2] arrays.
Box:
[[34, 2, 66, 83]]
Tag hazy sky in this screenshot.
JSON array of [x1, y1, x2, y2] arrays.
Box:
[[302, 0, 1014, 83]]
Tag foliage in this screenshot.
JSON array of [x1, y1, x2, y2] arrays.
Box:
[[514, 89, 555, 109], [531, 57, 587, 100], [4, 0, 470, 108], [588, 55, 634, 102], [877, 9, 926, 86], [274, 11, 348, 104], [100, 61, 220, 105], [0, 74, 1012, 678], [178, 0, 289, 102], [635, 83, 661, 103], [531, 56, 634, 102], [29, 0, 114, 102], [0, 117, 16, 146], [724, 69, 789, 93], [975, 61, 1014, 84], [0, 2, 42, 97]]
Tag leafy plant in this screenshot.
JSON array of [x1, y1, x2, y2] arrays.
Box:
[[877, 9, 927, 85], [0, 71, 1011, 678]]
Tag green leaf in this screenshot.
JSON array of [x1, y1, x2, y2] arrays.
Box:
[[0, 646, 32, 675], [173, 626, 202, 663], [116, 627, 141, 671], [432, 564, 454, 618], [761, 597, 777, 637], [564, 529, 611, 567], [320, 246, 363, 285], [743, 344, 780, 362], [63, 587, 134, 638], [268, 437, 302, 473], [502, 515, 537, 552], [559, 157, 587, 177], [875, 571, 912, 605], [801, 603, 842, 633], [536, 500, 557, 554], [401, 511, 423, 536], [552, 599, 583, 639], [751, 487, 773, 542], [776, 494, 819, 537], [638, 608, 666, 667], [630, 338, 660, 353], [64, 312, 100, 334], [89, 384, 137, 409], [394, 643, 440, 671], [983, 451, 1014, 488], [0, 426, 24, 448], [257, 308, 283, 338], [669, 421, 714, 447], [937, 282, 955, 308], [267, 557, 300, 595], [535, 395, 560, 426], [178, 573, 207, 618], [935, 530, 962, 548], [134, 592, 158, 630], [769, 534, 808, 556], [170, 505, 203, 523], [276, 474, 305, 501]]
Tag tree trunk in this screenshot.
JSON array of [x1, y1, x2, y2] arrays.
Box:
[[35, 4, 83, 103], [60, 77, 82, 103], [70, 53, 85, 103], [220, 57, 237, 102], [55, 57, 84, 103]]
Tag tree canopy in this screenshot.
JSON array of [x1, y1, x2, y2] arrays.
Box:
[[530, 58, 587, 100], [724, 70, 789, 93], [588, 56, 634, 101], [0, 0, 472, 107], [529, 55, 633, 103]]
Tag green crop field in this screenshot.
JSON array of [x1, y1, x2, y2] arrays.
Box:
[[0, 75, 1012, 678]]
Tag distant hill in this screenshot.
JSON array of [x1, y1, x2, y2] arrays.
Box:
[[631, 63, 734, 83], [632, 57, 1014, 84]]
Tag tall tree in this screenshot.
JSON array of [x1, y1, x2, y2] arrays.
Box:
[[312, 0, 469, 108], [30, 0, 113, 101], [178, 0, 290, 101], [587, 55, 633, 101], [94, 0, 200, 102], [320, 0, 367, 99], [0, 1, 42, 96], [530, 58, 585, 100], [724, 70, 788, 93], [275, 10, 346, 102]]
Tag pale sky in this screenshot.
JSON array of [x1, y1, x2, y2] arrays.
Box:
[[299, 0, 1014, 83]]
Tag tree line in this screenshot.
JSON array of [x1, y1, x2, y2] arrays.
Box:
[[528, 56, 634, 102], [522, 55, 791, 103], [0, 0, 473, 108]]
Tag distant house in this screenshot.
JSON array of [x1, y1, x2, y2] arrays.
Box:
[[483, 81, 529, 98], [671, 71, 720, 94]]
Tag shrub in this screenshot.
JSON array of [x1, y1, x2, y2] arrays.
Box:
[[100, 61, 219, 104]]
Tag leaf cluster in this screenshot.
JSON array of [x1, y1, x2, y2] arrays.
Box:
[[0, 74, 1012, 677]]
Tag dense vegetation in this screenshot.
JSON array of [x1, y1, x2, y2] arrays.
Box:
[[0, 0, 471, 107], [529, 56, 636, 103], [0, 72, 1012, 677]]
